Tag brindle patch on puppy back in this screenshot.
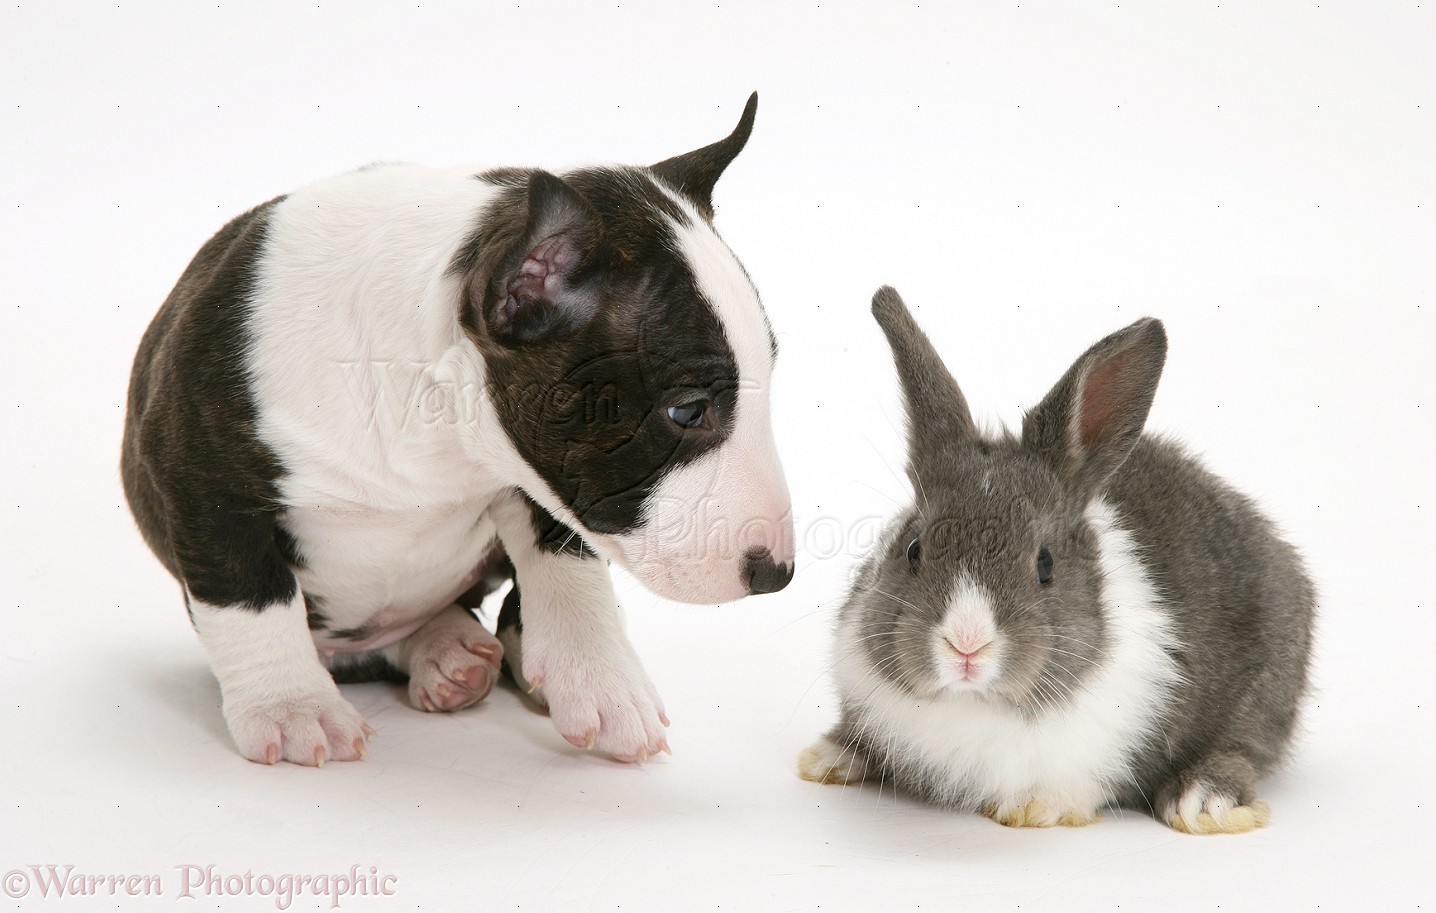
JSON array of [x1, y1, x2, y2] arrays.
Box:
[[121, 195, 301, 609]]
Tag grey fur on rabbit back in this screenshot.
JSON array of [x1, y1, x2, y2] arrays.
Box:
[[799, 287, 1314, 835]]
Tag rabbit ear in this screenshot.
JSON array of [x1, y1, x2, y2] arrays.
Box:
[[1023, 317, 1168, 497], [871, 286, 979, 484]]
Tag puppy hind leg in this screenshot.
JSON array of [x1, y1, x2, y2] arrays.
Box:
[[325, 651, 407, 684], [393, 604, 504, 712]]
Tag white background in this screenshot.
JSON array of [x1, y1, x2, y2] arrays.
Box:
[[2, 2, 1431, 911]]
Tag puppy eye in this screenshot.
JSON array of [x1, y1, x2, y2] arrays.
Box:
[[906, 537, 922, 569], [666, 399, 708, 429], [1037, 547, 1054, 585]]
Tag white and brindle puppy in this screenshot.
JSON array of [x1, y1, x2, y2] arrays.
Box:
[[122, 94, 793, 767]]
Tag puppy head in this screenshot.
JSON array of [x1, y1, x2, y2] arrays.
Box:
[[460, 95, 794, 604]]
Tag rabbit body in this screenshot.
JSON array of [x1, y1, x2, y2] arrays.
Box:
[[801, 289, 1314, 835]]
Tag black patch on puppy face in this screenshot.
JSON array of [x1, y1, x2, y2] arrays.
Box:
[[454, 167, 745, 538]]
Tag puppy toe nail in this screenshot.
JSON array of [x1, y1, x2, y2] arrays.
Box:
[[354, 737, 367, 760], [362, 724, 377, 738], [313, 747, 326, 768], [264, 744, 280, 765]]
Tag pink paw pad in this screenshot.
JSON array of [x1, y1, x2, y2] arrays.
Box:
[[406, 615, 504, 714]]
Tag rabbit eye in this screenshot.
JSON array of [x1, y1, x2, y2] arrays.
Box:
[[1037, 547, 1054, 585], [906, 538, 922, 569]]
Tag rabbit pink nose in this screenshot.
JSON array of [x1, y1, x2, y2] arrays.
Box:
[[947, 635, 992, 657]]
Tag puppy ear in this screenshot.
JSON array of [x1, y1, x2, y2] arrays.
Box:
[[649, 93, 757, 220], [1023, 318, 1168, 497], [870, 286, 980, 489], [483, 171, 602, 346]]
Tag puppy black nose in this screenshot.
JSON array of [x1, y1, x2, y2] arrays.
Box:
[[744, 548, 794, 595]]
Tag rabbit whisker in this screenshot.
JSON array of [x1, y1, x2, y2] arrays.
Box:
[[870, 587, 925, 615]]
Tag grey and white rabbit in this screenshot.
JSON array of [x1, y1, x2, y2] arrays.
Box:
[[800, 287, 1314, 834]]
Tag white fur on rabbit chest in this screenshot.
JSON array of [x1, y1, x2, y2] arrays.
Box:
[[832, 501, 1183, 813]]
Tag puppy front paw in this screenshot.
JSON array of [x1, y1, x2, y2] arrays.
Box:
[[223, 685, 373, 766], [523, 647, 669, 763]]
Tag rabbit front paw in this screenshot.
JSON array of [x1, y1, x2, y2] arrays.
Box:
[[798, 735, 870, 785], [984, 797, 1102, 828]]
